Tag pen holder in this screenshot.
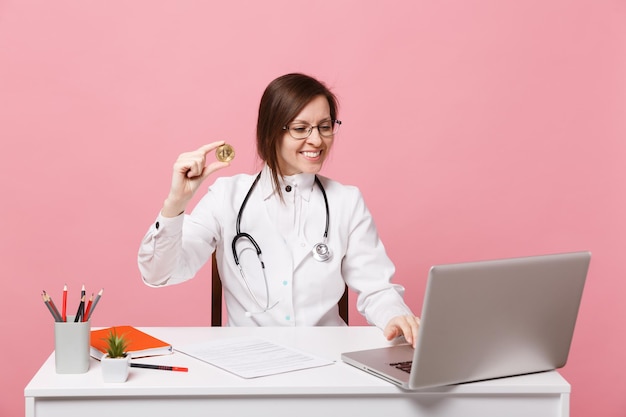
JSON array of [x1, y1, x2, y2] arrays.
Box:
[[54, 316, 91, 374]]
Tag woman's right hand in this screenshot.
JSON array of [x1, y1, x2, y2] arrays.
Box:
[[161, 141, 231, 217]]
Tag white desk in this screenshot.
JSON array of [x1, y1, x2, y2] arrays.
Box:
[[25, 326, 570, 417]]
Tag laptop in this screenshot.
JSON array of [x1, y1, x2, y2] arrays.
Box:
[[341, 251, 591, 390]]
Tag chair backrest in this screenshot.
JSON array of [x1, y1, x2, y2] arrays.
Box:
[[211, 252, 349, 326]]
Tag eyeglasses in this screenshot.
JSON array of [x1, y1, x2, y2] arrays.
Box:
[[282, 120, 342, 140]]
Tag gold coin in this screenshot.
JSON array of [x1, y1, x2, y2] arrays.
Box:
[[215, 144, 235, 162]]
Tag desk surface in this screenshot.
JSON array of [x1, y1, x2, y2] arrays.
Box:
[[25, 326, 571, 417]]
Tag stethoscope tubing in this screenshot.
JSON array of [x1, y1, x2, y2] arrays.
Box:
[[232, 172, 330, 266], [230, 171, 331, 314]]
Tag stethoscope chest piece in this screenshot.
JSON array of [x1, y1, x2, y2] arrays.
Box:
[[312, 242, 332, 262]]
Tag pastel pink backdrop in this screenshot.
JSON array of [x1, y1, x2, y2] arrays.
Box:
[[1, 1, 624, 416]]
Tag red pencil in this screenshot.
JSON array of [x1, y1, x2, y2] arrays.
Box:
[[87, 288, 103, 320], [62, 284, 68, 322], [83, 293, 93, 322]]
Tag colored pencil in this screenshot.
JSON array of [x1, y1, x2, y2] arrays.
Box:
[[79, 284, 86, 318], [42, 293, 62, 322], [43, 291, 62, 322], [74, 295, 85, 322], [83, 293, 93, 322], [130, 363, 188, 372], [62, 284, 68, 322], [87, 288, 103, 320]]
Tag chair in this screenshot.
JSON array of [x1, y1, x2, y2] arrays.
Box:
[[211, 253, 349, 326]]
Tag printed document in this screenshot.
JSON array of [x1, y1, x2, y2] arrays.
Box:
[[176, 337, 334, 378]]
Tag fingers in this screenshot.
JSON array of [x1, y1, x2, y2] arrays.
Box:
[[173, 155, 204, 179], [384, 321, 400, 340], [384, 315, 421, 348], [196, 141, 226, 157], [402, 315, 420, 348], [201, 160, 230, 179], [162, 141, 231, 217], [167, 142, 231, 206], [174, 141, 227, 179]]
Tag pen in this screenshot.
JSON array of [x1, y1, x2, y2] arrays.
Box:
[[42, 293, 62, 322], [62, 284, 68, 322], [130, 363, 188, 372], [87, 288, 103, 320], [83, 293, 93, 322], [42, 291, 62, 322]]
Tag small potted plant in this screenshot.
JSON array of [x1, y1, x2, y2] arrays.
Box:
[[100, 329, 131, 382]]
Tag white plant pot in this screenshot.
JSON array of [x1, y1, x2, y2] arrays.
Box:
[[101, 354, 131, 383]]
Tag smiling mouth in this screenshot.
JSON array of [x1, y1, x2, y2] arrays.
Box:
[[302, 151, 321, 158]]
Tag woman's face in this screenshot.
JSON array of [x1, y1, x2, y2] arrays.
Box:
[[278, 95, 334, 176]]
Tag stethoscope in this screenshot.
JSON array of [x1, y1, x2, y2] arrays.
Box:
[[231, 172, 332, 315]]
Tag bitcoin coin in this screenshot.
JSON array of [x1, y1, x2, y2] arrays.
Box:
[[215, 144, 235, 162]]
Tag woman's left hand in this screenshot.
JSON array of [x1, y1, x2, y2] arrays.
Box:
[[383, 315, 421, 348]]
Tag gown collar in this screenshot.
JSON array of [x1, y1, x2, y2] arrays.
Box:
[[259, 165, 316, 202]]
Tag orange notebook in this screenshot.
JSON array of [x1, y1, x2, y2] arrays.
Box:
[[90, 326, 173, 360]]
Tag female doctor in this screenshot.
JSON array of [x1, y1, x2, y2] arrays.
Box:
[[138, 73, 420, 347]]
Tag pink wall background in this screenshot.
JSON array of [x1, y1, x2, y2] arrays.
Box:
[[1, 1, 624, 415]]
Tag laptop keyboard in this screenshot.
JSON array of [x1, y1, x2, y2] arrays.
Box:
[[390, 361, 412, 373]]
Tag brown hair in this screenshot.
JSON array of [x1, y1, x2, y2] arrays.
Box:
[[256, 73, 339, 197]]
